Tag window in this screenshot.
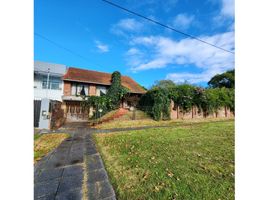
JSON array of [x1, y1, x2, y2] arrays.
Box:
[[96, 86, 107, 96], [71, 83, 89, 96], [42, 75, 62, 90]]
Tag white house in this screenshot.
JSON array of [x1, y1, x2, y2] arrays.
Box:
[[34, 61, 67, 101]]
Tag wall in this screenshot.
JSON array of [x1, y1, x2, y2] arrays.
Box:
[[38, 98, 50, 129], [63, 82, 98, 96], [34, 61, 67, 101], [34, 74, 64, 102], [89, 84, 96, 96], [50, 100, 65, 129], [63, 82, 71, 96], [170, 100, 234, 119]]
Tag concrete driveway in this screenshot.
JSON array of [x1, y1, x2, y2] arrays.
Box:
[[34, 122, 116, 200]]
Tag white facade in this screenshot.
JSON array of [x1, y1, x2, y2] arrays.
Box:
[[34, 61, 67, 102]]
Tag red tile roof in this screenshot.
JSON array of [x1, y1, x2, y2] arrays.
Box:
[[63, 67, 146, 94]]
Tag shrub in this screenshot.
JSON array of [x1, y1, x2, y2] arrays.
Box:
[[106, 71, 129, 109], [170, 84, 195, 114], [139, 84, 234, 120], [139, 88, 170, 121], [82, 71, 129, 119]]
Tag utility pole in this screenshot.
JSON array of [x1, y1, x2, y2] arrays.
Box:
[[46, 67, 50, 98]]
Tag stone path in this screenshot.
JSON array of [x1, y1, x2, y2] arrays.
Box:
[[34, 125, 116, 200]]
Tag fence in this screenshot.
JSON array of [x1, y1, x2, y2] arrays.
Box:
[[137, 103, 234, 120]]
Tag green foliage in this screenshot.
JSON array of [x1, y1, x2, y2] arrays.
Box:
[[170, 84, 195, 114], [139, 83, 235, 120], [106, 71, 129, 109], [139, 84, 147, 91], [208, 69, 235, 88], [138, 88, 170, 121], [82, 71, 129, 119], [81, 95, 112, 118], [124, 95, 140, 107], [224, 88, 235, 113], [195, 88, 235, 117], [151, 80, 176, 90]]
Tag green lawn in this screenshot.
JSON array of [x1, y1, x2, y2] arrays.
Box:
[[94, 120, 234, 200], [95, 114, 233, 129], [34, 133, 70, 163]]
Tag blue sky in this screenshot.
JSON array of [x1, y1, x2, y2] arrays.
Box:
[[34, 0, 234, 88]]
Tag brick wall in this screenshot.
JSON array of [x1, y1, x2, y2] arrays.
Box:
[[63, 82, 71, 96], [89, 84, 96, 96], [63, 82, 98, 96], [170, 100, 234, 119]]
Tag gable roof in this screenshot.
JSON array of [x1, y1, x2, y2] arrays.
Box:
[[63, 67, 146, 94]]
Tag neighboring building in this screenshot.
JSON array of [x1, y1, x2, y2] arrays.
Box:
[[34, 61, 67, 101], [62, 67, 146, 121]]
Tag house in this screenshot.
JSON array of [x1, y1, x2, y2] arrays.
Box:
[[62, 67, 146, 121], [34, 61, 67, 101]]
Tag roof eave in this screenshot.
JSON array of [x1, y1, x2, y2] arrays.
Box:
[[63, 78, 111, 86], [63, 78, 146, 94]]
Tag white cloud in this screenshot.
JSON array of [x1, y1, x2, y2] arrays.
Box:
[[221, 0, 234, 18], [111, 18, 143, 36], [95, 41, 109, 53], [126, 48, 141, 56], [172, 13, 195, 30], [128, 31, 234, 83], [166, 71, 217, 84], [125, 48, 145, 68], [117, 18, 143, 31], [213, 0, 234, 23], [131, 36, 156, 46]]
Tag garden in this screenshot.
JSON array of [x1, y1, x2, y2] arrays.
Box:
[[89, 70, 235, 199], [94, 119, 234, 200], [81, 70, 235, 122]]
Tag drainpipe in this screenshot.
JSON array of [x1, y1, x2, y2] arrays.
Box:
[[46, 67, 50, 98]]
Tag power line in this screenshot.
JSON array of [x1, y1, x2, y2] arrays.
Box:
[[102, 0, 234, 55], [34, 32, 102, 67]]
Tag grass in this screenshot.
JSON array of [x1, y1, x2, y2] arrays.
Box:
[[95, 116, 233, 130], [91, 110, 118, 122], [34, 133, 70, 163], [92, 109, 151, 127], [34, 133, 42, 140], [94, 119, 234, 200], [116, 110, 151, 120]]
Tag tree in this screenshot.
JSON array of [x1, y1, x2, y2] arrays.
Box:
[[151, 80, 176, 89], [139, 84, 147, 91], [170, 84, 195, 116], [106, 71, 129, 109], [208, 69, 235, 88], [138, 88, 170, 121], [82, 71, 130, 119]]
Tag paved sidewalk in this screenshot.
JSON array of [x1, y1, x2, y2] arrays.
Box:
[[34, 125, 116, 200]]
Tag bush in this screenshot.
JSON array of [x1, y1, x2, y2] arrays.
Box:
[[82, 71, 129, 119], [106, 71, 129, 110], [170, 84, 195, 114], [139, 84, 234, 120], [139, 88, 170, 121]]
